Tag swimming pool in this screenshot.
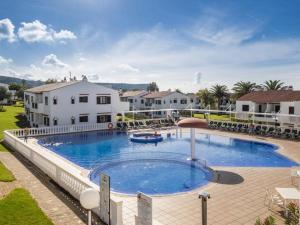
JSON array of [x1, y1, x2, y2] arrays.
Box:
[[38, 130, 298, 194]]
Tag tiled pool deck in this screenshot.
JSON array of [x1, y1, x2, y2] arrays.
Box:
[[2, 128, 300, 225]]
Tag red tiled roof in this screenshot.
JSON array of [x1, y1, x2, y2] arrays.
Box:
[[238, 90, 300, 103]]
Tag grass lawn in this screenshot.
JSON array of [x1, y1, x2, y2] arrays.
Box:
[[0, 103, 28, 140], [0, 188, 53, 225], [194, 113, 231, 121], [0, 162, 15, 182]]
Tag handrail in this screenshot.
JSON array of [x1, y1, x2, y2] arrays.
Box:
[[7, 122, 116, 138]]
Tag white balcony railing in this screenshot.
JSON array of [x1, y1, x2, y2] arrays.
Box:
[[7, 122, 116, 138]]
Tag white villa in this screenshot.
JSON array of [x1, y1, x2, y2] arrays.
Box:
[[24, 77, 129, 127], [236, 90, 300, 127], [120, 90, 148, 111], [120, 90, 201, 113]]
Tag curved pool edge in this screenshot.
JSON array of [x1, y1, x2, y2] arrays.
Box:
[[89, 158, 216, 196]]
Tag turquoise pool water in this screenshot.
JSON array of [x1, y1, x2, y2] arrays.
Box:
[[38, 131, 298, 194]]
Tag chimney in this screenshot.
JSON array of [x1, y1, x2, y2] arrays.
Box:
[[82, 75, 88, 82]]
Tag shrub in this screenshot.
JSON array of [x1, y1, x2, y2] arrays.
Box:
[[0, 105, 6, 112], [255, 216, 277, 225], [285, 202, 299, 225]]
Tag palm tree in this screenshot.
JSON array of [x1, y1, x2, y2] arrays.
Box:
[[263, 80, 284, 90], [232, 81, 258, 99], [197, 89, 214, 108], [210, 84, 229, 109]]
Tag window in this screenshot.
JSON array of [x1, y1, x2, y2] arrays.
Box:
[[275, 105, 280, 113], [71, 117, 75, 124], [258, 105, 262, 113], [31, 96, 33, 103], [155, 100, 161, 105], [53, 118, 58, 126], [135, 99, 137, 102], [242, 105, 249, 112], [129, 99, 133, 103], [43, 117, 49, 126], [71, 97, 75, 104], [141, 99, 144, 104], [53, 97, 57, 105], [180, 99, 187, 104], [79, 96, 88, 103], [79, 115, 88, 122], [190, 98, 194, 103], [173, 99, 177, 103], [31, 113, 34, 122], [96, 96, 111, 104], [25, 95, 29, 103], [289, 106, 294, 115], [97, 114, 111, 123], [45, 97, 48, 105]]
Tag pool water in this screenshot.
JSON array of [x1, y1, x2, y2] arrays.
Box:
[[90, 159, 212, 194], [38, 131, 298, 194]]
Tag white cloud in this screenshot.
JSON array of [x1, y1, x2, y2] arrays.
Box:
[[18, 20, 77, 43], [0, 56, 13, 64], [42, 54, 68, 68], [88, 74, 101, 81], [4, 68, 33, 80], [116, 64, 140, 73], [0, 18, 16, 42], [194, 72, 202, 85]]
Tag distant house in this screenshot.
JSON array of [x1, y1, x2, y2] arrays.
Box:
[[120, 90, 148, 111], [186, 93, 201, 109], [236, 90, 300, 127], [24, 77, 129, 127], [141, 91, 193, 116]]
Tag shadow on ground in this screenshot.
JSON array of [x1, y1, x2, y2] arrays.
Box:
[[15, 114, 30, 128], [212, 170, 244, 185]]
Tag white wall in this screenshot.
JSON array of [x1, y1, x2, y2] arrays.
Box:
[[236, 101, 255, 113], [25, 81, 129, 127]]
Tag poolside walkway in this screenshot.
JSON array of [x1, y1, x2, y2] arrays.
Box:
[[2, 128, 300, 225], [0, 151, 86, 225], [114, 128, 300, 225]]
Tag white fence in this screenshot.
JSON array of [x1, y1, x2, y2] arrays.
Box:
[[3, 127, 122, 225], [7, 122, 115, 138]]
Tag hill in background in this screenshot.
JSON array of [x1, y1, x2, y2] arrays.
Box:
[[0, 75, 149, 90]]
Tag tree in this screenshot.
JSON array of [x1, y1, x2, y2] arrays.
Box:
[[0, 87, 10, 102], [175, 88, 183, 94], [16, 89, 24, 100], [147, 82, 159, 92], [263, 80, 284, 90], [210, 84, 229, 109], [232, 81, 258, 99], [45, 78, 58, 84], [197, 89, 214, 108], [9, 83, 22, 91]]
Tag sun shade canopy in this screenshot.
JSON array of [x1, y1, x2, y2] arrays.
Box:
[[177, 118, 208, 128]]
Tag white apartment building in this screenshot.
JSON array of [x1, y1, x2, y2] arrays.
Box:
[[236, 90, 300, 127], [24, 77, 129, 127], [120, 90, 201, 112], [120, 90, 148, 111]]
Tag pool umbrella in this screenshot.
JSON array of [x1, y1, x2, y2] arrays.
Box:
[[177, 118, 208, 160]]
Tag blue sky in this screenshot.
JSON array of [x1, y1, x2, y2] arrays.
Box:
[[0, 0, 300, 91]]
